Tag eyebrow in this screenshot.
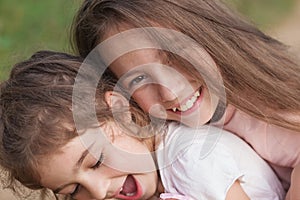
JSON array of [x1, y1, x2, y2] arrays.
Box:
[[119, 69, 142, 80], [53, 142, 95, 194]]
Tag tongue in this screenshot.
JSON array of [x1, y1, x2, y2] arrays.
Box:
[[121, 175, 137, 195]]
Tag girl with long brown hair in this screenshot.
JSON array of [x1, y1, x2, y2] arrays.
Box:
[[72, 0, 300, 199], [0, 50, 285, 199]]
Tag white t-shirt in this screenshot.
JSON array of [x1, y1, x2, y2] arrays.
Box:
[[156, 122, 285, 200]]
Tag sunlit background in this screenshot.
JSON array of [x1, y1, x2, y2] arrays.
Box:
[[1, 0, 299, 81], [0, 0, 79, 80], [0, 0, 299, 199], [0, 0, 298, 80]]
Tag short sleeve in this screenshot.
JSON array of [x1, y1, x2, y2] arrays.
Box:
[[169, 138, 243, 200], [157, 123, 285, 200], [158, 123, 244, 200]]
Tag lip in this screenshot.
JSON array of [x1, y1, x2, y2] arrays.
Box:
[[115, 175, 143, 200], [168, 86, 204, 116]]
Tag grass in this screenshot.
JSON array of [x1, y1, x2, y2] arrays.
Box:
[[0, 0, 81, 80], [0, 0, 296, 80]]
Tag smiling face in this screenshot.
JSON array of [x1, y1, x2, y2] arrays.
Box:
[[109, 48, 220, 128], [37, 125, 158, 200]]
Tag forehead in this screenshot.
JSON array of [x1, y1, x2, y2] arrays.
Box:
[[109, 49, 163, 77], [37, 129, 106, 186], [98, 24, 215, 82], [37, 137, 84, 188]]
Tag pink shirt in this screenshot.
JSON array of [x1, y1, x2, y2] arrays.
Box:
[[213, 105, 300, 190]]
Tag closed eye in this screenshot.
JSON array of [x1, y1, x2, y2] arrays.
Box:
[[92, 153, 104, 169], [70, 184, 81, 198], [68, 153, 104, 198]]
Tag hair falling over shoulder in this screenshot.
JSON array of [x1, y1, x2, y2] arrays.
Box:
[[72, 0, 300, 131]]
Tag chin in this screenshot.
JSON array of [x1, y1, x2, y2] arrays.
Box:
[[182, 120, 206, 128], [181, 113, 211, 128]]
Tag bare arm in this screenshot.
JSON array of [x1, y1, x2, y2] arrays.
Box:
[[225, 181, 250, 200]]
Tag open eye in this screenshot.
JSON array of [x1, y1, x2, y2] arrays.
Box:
[[128, 74, 148, 89], [92, 153, 104, 169]]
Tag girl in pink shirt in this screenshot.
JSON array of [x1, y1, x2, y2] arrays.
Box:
[[72, 0, 300, 199]]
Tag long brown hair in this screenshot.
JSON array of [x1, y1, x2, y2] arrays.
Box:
[[72, 0, 300, 131], [0, 50, 151, 198]]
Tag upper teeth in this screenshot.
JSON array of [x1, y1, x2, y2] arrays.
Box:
[[172, 90, 200, 112]]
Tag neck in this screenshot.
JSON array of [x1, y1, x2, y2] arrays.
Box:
[[222, 104, 236, 125], [210, 100, 227, 123], [211, 104, 236, 126]]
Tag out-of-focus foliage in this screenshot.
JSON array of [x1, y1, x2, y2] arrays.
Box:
[[0, 0, 80, 80], [0, 0, 296, 80], [226, 0, 295, 29]]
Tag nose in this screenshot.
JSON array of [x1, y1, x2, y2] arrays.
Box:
[[78, 175, 110, 200], [152, 65, 194, 102], [157, 84, 177, 102]]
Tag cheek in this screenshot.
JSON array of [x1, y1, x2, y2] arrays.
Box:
[[193, 89, 219, 126], [137, 172, 158, 198], [201, 89, 219, 116], [132, 89, 160, 113], [117, 137, 150, 153]]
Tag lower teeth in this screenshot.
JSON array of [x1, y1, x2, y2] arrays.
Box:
[[126, 192, 135, 196]]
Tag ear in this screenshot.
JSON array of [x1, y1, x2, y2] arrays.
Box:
[[104, 91, 129, 109], [104, 91, 132, 123]]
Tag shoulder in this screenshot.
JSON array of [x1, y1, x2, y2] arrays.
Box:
[[159, 123, 244, 179], [159, 123, 285, 199], [159, 124, 244, 199]]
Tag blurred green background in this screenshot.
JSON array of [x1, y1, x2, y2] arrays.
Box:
[[0, 0, 296, 81], [227, 0, 295, 27], [0, 0, 80, 80]]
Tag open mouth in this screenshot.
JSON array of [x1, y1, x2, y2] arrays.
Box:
[[169, 86, 203, 113], [115, 175, 142, 199]]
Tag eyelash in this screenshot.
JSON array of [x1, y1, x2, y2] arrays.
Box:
[[70, 184, 80, 198], [92, 153, 104, 169], [69, 154, 104, 198], [128, 75, 148, 89]]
